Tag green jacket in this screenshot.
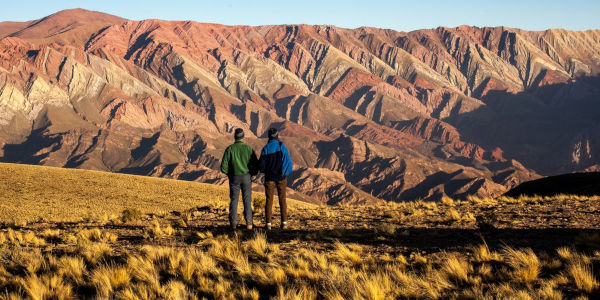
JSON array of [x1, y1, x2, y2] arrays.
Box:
[[221, 141, 259, 176]]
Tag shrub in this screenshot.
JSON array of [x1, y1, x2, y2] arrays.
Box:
[[374, 223, 396, 236], [121, 208, 143, 223], [476, 212, 497, 231], [252, 195, 266, 213]]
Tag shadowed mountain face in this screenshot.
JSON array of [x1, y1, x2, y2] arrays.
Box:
[[1, 9, 598, 203], [505, 172, 600, 198]]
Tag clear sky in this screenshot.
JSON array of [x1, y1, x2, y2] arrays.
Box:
[[1, 0, 598, 32]]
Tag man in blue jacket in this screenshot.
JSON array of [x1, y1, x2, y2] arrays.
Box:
[[259, 128, 293, 230]]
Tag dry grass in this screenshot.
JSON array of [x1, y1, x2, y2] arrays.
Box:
[[333, 241, 362, 266], [91, 264, 131, 297], [145, 220, 175, 239], [0, 163, 311, 223], [444, 208, 462, 223], [568, 260, 599, 292], [502, 247, 541, 283], [0, 225, 597, 298], [245, 231, 269, 260], [77, 242, 113, 265], [441, 253, 472, 283], [77, 228, 118, 243], [471, 244, 502, 263], [0, 162, 599, 298]]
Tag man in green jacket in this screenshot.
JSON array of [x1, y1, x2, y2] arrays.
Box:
[[221, 128, 258, 230]]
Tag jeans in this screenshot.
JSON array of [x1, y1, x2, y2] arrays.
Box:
[[228, 174, 253, 227], [264, 179, 287, 224]]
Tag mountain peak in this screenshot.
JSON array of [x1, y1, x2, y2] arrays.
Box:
[[43, 8, 125, 22], [1, 8, 126, 46]]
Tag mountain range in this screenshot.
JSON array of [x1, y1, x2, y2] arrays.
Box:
[[1, 8, 599, 204]]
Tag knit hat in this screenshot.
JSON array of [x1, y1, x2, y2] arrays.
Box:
[[234, 128, 244, 140], [267, 128, 278, 139]]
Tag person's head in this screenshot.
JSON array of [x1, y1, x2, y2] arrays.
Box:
[[234, 128, 244, 141], [267, 128, 279, 140]]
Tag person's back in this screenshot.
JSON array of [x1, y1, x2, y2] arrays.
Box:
[[259, 128, 293, 230], [222, 142, 256, 176], [221, 128, 258, 230]]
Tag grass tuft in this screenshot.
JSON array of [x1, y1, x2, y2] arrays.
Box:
[[333, 241, 362, 266], [502, 247, 540, 283], [568, 261, 599, 292]]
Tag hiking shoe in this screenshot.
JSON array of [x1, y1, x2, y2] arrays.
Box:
[[230, 223, 238, 230], [266, 223, 272, 230], [246, 225, 253, 230], [280, 221, 287, 230]]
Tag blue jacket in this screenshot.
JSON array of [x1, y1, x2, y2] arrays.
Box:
[[259, 139, 293, 181]]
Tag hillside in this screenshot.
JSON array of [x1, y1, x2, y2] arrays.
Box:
[[505, 172, 600, 198], [0, 162, 311, 223], [1, 9, 600, 203], [0, 163, 598, 298]]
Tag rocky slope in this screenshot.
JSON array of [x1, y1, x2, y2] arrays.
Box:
[[1, 9, 598, 203]]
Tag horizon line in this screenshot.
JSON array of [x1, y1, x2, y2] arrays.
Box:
[[1, 8, 599, 33]]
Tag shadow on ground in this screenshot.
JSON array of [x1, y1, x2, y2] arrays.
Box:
[[187, 225, 599, 253]]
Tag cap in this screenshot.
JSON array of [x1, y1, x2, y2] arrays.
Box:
[[268, 128, 278, 139], [234, 128, 244, 140]]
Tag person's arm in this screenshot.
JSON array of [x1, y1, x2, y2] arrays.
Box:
[[258, 147, 266, 173], [220, 147, 230, 175], [249, 149, 259, 176], [281, 143, 293, 176]]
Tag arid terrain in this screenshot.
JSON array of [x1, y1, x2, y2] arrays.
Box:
[[0, 163, 599, 299], [1, 9, 600, 203]]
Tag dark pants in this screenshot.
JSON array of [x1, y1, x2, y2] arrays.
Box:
[[229, 174, 253, 227], [264, 179, 287, 224]]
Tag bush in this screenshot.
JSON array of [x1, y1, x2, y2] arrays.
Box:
[[374, 223, 397, 236], [476, 212, 497, 231], [121, 208, 143, 223], [252, 195, 266, 212]]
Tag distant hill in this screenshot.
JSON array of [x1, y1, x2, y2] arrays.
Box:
[[504, 172, 600, 197], [2, 9, 600, 203]]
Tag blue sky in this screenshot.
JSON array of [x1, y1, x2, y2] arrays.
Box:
[[1, 0, 598, 32]]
